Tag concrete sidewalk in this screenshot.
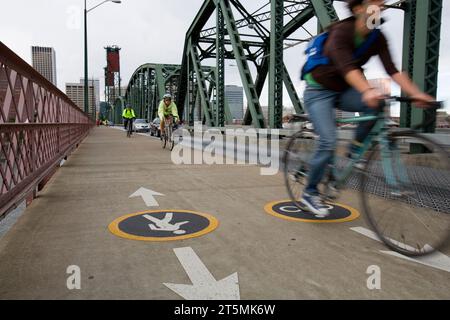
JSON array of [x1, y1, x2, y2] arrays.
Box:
[[0, 127, 448, 300]]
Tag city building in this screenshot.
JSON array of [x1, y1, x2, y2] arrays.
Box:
[[31, 46, 57, 86], [225, 85, 244, 120], [65, 79, 100, 116], [81, 78, 101, 112]]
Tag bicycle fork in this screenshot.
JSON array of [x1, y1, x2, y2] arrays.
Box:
[[379, 132, 411, 197]]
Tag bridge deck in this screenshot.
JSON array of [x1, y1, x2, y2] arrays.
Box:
[[0, 127, 448, 299]]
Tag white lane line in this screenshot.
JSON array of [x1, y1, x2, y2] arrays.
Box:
[[351, 226, 450, 273]]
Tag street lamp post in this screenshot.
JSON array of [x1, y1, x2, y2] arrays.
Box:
[[84, 0, 121, 120]]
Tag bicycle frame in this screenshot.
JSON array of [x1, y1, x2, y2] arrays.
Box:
[[328, 97, 444, 190], [331, 112, 391, 189]]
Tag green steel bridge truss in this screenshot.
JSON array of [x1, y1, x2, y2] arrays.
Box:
[[120, 0, 442, 130]]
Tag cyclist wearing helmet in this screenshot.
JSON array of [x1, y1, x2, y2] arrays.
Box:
[[123, 103, 136, 134], [158, 94, 179, 138], [299, 0, 434, 217]]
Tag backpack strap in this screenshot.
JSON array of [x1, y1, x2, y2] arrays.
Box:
[[353, 29, 381, 58]]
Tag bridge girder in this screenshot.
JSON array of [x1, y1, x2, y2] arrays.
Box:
[[124, 0, 442, 130], [124, 63, 219, 125], [400, 0, 443, 133], [176, 0, 339, 129]]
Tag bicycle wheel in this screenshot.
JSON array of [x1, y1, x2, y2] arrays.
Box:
[[283, 130, 317, 205], [161, 130, 167, 149], [360, 132, 450, 256], [127, 121, 133, 138], [168, 125, 175, 151]]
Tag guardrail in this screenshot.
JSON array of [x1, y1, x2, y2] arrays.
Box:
[[0, 42, 93, 218]]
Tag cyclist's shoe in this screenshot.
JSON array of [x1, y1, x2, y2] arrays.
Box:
[[301, 193, 330, 218], [354, 159, 367, 170]]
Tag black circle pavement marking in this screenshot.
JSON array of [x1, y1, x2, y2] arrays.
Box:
[[265, 200, 360, 223], [109, 210, 219, 241]]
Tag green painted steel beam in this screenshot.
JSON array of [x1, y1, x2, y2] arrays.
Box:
[[269, 0, 284, 129], [400, 0, 442, 132], [216, 3, 226, 127], [400, 0, 415, 128], [177, 0, 216, 118], [244, 3, 311, 124], [311, 0, 339, 29], [283, 4, 315, 38], [283, 63, 304, 114], [411, 0, 442, 133], [202, 2, 309, 38], [218, 0, 266, 128], [189, 45, 214, 126]]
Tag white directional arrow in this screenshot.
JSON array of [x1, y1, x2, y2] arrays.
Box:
[[129, 188, 164, 207], [351, 227, 450, 273], [164, 247, 240, 300]]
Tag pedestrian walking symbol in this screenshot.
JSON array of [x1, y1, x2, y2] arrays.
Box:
[[143, 213, 189, 235], [108, 210, 219, 241]]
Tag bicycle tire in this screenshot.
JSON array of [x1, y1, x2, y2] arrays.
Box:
[[283, 130, 317, 207], [161, 132, 167, 149], [168, 124, 175, 151], [360, 132, 450, 257], [127, 120, 133, 138]]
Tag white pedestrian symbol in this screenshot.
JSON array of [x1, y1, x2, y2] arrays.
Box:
[[143, 213, 189, 235]]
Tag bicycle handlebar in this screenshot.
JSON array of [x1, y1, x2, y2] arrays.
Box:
[[382, 96, 445, 131], [385, 96, 444, 110]]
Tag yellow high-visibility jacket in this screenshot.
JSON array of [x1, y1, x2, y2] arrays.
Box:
[[158, 101, 179, 121], [122, 108, 136, 119]]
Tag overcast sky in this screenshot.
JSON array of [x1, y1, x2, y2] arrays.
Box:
[[1, 0, 449, 114]]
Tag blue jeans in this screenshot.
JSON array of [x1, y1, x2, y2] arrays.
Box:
[[304, 86, 378, 196]]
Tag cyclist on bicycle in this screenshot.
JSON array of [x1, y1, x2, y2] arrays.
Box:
[[300, 0, 434, 217], [158, 94, 179, 139], [123, 104, 136, 135]]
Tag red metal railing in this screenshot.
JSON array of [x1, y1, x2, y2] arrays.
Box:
[[0, 41, 93, 217]]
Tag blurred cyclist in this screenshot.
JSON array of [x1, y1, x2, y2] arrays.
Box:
[[299, 0, 434, 217]]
